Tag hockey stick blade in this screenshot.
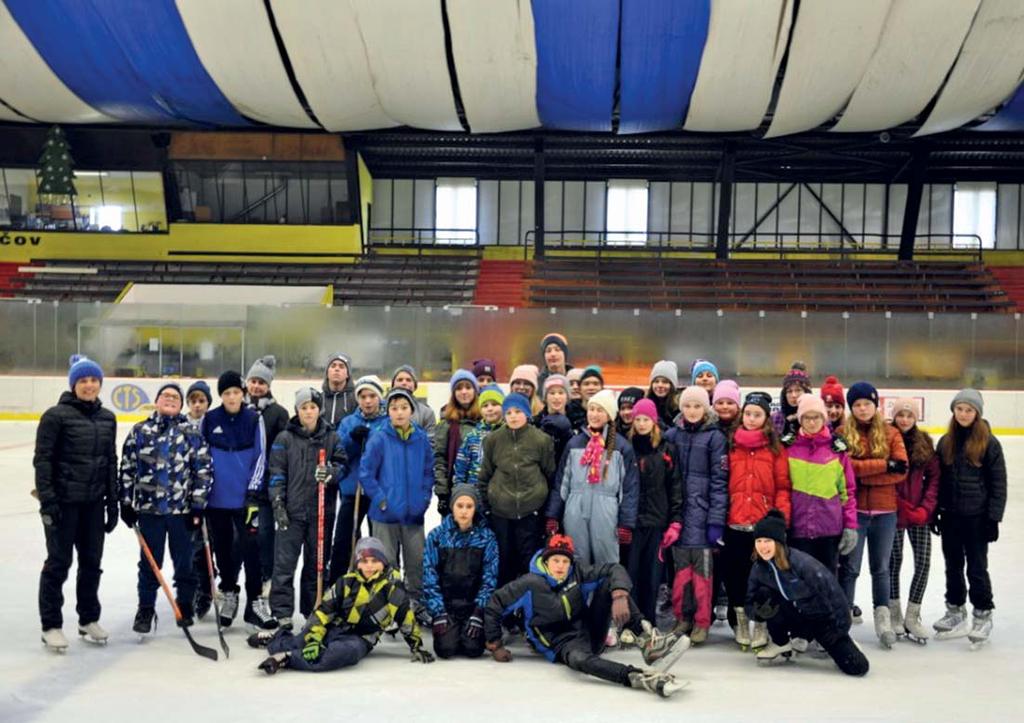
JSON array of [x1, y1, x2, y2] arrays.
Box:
[[182, 624, 218, 661]]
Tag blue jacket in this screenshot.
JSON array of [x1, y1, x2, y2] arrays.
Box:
[[201, 405, 265, 510], [451, 419, 503, 488], [335, 407, 389, 497], [420, 515, 499, 619], [665, 420, 729, 547], [119, 411, 213, 515], [359, 423, 434, 526], [746, 546, 851, 635]]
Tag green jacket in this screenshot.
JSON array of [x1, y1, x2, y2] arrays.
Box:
[[478, 424, 556, 519]]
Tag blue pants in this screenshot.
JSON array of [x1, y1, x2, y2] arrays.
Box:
[[267, 628, 372, 672], [137, 514, 197, 609], [840, 512, 897, 609]]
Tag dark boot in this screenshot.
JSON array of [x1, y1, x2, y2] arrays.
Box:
[[133, 606, 156, 634], [176, 598, 195, 628]]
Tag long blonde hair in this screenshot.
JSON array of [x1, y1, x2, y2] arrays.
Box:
[[844, 410, 890, 459]]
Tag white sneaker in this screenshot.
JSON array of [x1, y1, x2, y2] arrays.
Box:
[[42, 628, 69, 652], [78, 622, 109, 644]]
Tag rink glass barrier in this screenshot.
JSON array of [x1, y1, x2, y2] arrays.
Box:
[[0, 300, 1020, 389]]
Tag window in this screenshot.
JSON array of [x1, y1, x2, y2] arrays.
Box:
[[434, 178, 477, 244], [953, 182, 996, 249], [606, 180, 648, 245]]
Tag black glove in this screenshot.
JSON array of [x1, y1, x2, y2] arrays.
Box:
[[752, 592, 779, 621], [40, 502, 61, 529], [186, 513, 203, 531], [350, 426, 370, 444], [466, 607, 484, 639], [929, 511, 942, 537], [886, 459, 909, 475], [436, 495, 450, 517], [985, 519, 999, 543], [410, 647, 435, 664], [431, 613, 449, 637], [272, 501, 289, 531], [104, 501, 118, 534], [120, 502, 138, 529]]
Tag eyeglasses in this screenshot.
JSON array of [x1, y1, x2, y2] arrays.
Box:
[[158, 392, 182, 401]]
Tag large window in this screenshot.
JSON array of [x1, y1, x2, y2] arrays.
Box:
[[606, 179, 648, 245], [954, 182, 996, 249], [434, 178, 477, 244]]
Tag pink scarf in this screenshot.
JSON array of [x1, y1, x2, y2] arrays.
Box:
[[580, 429, 606, 484], [733, 427, 768, 449]]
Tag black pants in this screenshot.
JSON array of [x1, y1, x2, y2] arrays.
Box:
[[722, 527, 755, 610], [205, 507, 262, 599], [270, 514, 333, 619], [625, 526, 664, 623], [39, 500, 105, 630], [941, 513, 993, 610], [490, 512, 543, 587], [433, 611, 486, 659], [328, 493, 370, 586], [789, 536, 840, 579], [258, 501, 274, 583], [766, 603, 869, 677]]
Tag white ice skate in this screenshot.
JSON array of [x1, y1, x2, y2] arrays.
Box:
[[41, 628, 69, 653], [77, 622, 108, 645], [902, 602, 930, 645], [933, 604, 969, 640], [790, 637, 809, 654], [968, 610, 992, 650], [888, 599, 904, 638], [874, 606, 897, 649], [628, 669, 689, 698], [755, 639, 793, 665], [750, 621, 768, 649], [733, 608, 752, 650]]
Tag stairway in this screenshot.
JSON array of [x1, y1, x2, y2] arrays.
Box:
[[472, 260, 529, 307], [988, 266, 1024, 311]]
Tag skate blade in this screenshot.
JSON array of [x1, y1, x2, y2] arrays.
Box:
[[901, 634, 928, 645], [653, 636, 692, 673], [934, 628, 970, 641], [78, 632, 108, 646], [756, 653, 793, 666], [969, 640, 989, 651], [42, 641, 68, 653]]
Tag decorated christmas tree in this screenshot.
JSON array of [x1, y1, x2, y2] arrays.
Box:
[[36, 125, 77, 200]]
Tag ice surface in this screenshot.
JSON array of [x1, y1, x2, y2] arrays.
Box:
[[1, 421, 1019, 722]]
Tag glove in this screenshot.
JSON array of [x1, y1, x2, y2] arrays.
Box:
[[466, 607, 484, 639], [119, 502, 138, 530], [431, 613, 449, 638], [245, 504, 260, 534], [104, 502, 118, 534], [611, 590, 631, 628], [540, 414, 572, 437], [985, 519, 999, 543], [314, 465, 331, 486], [410, 647, 435, 664], [302, 635, 324, 662], [350, 426, 370, 444], [658, 522, 682, 562], [706, 524, 724, 547], [186, 513, 203, 531], [272, 502, 290, 531], [906, 506, 929, 528], [753, 596, 780, 621], [930, 511, 942, 537], [617, 527, 633, 545], [40, 502, 61, 529], [436, 495, 450, 517], [838, 528, 859, 556], [486, 640, 512, 662], [886, 458, 909, 475], [545, 517, 559, 536]]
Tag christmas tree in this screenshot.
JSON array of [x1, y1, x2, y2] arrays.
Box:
[[36, 125, 77, 199]]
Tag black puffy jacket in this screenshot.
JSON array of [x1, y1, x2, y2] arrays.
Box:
[[34, 392, 117, 505], [268, 417, 348, 521], [938, 423, 1007, 521], [630, 434, 683, 529], [746, 546, 851, 635]]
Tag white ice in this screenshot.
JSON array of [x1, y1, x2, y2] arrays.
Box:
[[0, 420, 1019, 722]]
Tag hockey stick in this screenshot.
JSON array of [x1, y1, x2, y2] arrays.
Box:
[[134, 524, 218, 661], [315, 449, 327, 608], [349, 482, 362, 572], [201, 519, 230, 659]]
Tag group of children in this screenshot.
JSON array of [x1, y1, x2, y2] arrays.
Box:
[[34, 332, 1008, 694]]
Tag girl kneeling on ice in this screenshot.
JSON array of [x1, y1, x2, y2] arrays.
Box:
[[746, 511, 869, 676]]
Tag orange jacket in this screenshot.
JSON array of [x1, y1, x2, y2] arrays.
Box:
[[849, 422, 907, 512], [727, 437, 792, 527]]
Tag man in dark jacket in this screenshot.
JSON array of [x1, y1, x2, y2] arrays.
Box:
[[34, 355, 119, 651], [321, 352, 356, 429]]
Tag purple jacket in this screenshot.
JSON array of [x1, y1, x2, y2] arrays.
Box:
[[665, 421, 728, 548], [784, 430, 857, 539]]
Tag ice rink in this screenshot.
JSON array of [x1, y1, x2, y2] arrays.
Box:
[[1, 420, 1018, 723]]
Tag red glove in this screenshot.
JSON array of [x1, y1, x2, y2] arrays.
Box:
[[658, 522, 682, 562], [906, 506, 929, 527], [545, 517, 559, 536], [617, 527, 633, 545]]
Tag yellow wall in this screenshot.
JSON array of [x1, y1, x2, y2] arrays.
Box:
[[357, 153, 372, 252]]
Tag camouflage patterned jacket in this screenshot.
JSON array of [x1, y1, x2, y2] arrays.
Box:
[[119, 411, 213, 514]]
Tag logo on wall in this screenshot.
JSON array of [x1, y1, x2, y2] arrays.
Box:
[[110, 384, 150, 412]]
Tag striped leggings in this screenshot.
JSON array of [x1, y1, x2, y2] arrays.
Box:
[[889, 525, 931, 604]]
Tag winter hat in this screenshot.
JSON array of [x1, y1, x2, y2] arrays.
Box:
[[478, 384, 506, 408], [391, 365, 419, 389], [566, 368, 584, 384], [782, 361, 811, 393], [217, 370, 244, 396], [820, 375, 845, 408], [951, 388, 984, 417], [502, 392, 532, 419], [631, 398, 658, 422], [617, 387, 645, 410], [246, 355, 276, 384], [846, 381, 879, 409], [753, 510, 787, 545], [472, 358, 497, 380], [649, 360, 679, 387], [543, 374, 569, 397], [354, 536, 389, 565], [540, 333, 569, 360], [796, 394, 827, 421], [156, 382, 184, 401], [890, 397, 921, 421], [712, 380, 741, 406], [386, 387, 416, 411], [690, 359, 719, 384], [294, 386, 323, 411], [450, 483, 480, 508], [68, 354, 103, 389], [541, 533, 576, 562], [587, 389, 618, 422], [186, 380, 212, 405], [449, 368, 480, 394], [579, 365, 604, 385], [678, 385, 711, 412], [743, 391, 773, 417], [509, 364, 540, 391], [326, 352, 352, 371], [354, 375, 384, 398]]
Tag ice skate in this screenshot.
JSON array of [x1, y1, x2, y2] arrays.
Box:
[[247, 625, 286, 649], [605, 626, 619, 648], [755, 639, 793, 665], [218, 590, 239, 628], [77, 621, 108, 645], [733, 607, 751, 650], [133, 606, 157, 639], [194, 590, 212, 621], [888, 599, 904, 637], [874, 606, 896, 649], [790, 637, 809, 654], [628, 669, 689, 698], [618, 628, 637, 647], [933, 604, 969, 640], [689, 626, 708, 644], [714, 602, 728, 625], [968, 609, 992, 650], [41, 628, 69, 653], [750, 621, 768, 649], [246, 596, 277, 632], [902, 602, 929, 644], [638, 620, 689, 672]]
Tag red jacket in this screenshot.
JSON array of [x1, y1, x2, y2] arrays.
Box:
[[896, 453, 940, 529], [849, 422, 907, 512], [727, 431, 792, 527]]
